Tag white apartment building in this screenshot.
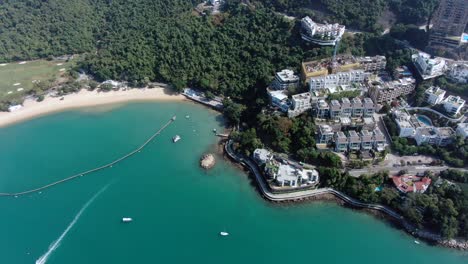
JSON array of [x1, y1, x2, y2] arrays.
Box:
[[448, 63, 468, 84], [288, 92, 312, 117], [412, 52, 446, 80], [301, 16, 345, 46], [393, 111, 416, 137], [424, 86, 446, 105], [368, 77, 416, 103], [268, 90, 290, 112], [443, 95, 466, 116], [456, 123, 468, 138], [414, 127, 454, 146], [271, 69, 300, 90], [309, 70, 366, 91]]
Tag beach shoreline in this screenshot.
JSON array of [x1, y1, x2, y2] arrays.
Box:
[[0, 87, 185, 127]]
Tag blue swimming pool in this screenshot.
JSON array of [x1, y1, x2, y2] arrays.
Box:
[[417, 115, 433, 126]]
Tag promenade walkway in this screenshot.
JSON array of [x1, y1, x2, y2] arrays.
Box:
[[224, 140, 402, 220], [0, 116, 176, 197]]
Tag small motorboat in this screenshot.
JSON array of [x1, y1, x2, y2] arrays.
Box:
[[414, 240, 420, 244], [212, 128, 217, 133], [219, 231, 229, 236], [173, 135, 181, 143], [185, 115, 190, 119], [171, 115, 176, 121], [122, 217, 133, 223]]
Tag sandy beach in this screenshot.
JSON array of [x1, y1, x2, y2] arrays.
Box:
[[0, 87, 185, 127]]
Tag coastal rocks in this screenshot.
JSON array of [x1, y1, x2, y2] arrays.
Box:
[[439, 239, 468, 250], [200, 153, 216, 169]]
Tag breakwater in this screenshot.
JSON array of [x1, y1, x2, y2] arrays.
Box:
[[0, 116, 176, 197]]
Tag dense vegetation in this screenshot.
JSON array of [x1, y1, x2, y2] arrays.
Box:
[[0, 0, 105, 61], [319, 169, 468, 239]]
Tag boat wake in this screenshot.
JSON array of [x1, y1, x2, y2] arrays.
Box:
[[35, 184, 110, 264]]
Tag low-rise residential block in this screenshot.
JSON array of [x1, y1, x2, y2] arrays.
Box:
[[271, 69, 300, 90], [443, 95, 465, 116], [288, 92, 313, 117], [368, 77, 416, 104], [412, 52, 446, 80], [301, 16, 345, 46], [424, 86, 446, 105], [268, 90, 290, 112], [414, 126, 455, 146], [448, 63, 468, 84]]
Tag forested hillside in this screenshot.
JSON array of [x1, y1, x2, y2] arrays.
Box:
[[0, 0, 437, 98], [0, 0, 106, 61]]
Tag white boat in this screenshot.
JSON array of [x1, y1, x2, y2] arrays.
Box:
[[173, 135, 181, 143], [219, 231, 229, 236], [185, 115, 190, 119], [122, 217, 133, 223], [414, 240, 420, 244]]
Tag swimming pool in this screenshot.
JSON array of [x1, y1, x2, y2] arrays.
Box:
[[417, 115, 433, 126]]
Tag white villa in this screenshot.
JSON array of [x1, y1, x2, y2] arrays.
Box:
[[412, 52, 446, 80], [443, 95, 466, 116], [424, 86, 446, 105], [301, 16, 345, 46]]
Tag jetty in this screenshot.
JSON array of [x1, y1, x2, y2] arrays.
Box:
[[0, 116, 177, 197], [182, 88, 223, 111]]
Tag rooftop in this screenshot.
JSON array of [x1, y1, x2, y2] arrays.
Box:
[[292, 92, 311, 101], [392, 175, 431, 194], [268, 90, 288, 101], [425, 86, 446, 96], [276, 69, 299, 82], [444, 95, 465, 106]]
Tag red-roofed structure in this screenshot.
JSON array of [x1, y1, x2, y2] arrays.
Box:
[[392, 175, 431, 194]]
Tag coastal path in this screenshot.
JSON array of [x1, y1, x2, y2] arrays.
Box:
[[0, 116, 176, 197], [224, 140, 402, 220]]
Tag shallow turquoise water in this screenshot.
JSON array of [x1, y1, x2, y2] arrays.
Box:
[[0, 102, 466, 264]]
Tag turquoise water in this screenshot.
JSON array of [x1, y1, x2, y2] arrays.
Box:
[[0, 102, 466, 264], [417, 115, 433, 126]]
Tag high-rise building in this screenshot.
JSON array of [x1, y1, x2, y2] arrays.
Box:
[[429, 0, 468, 48]]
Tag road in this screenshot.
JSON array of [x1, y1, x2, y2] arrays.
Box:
[[347, 165, 465, 177]]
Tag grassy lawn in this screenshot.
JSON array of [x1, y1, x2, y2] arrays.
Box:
[[0, 58, 76, 102]]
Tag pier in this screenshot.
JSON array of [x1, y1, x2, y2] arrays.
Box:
[[0, 116, 176, 197]]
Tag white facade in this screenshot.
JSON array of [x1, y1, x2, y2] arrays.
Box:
[[309, 70, 366, 91], [412, 52, 446, 80], [414, 127, 454, 146], [272, 69, 300, 90], [301, 16, 345, 46], [394, 111, 416, 138], [443, 95, 466, 116], [456, 123, 468, 138], [253, 149, 272, 165], [448, 63, 468, 84], [424, 86, 446, 105], [288, 92, 312, 117], [268, 90, 290, 112]]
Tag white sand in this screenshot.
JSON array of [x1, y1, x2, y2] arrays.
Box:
[[0, 64, 7, 66], [0, 87, 185, 127]]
